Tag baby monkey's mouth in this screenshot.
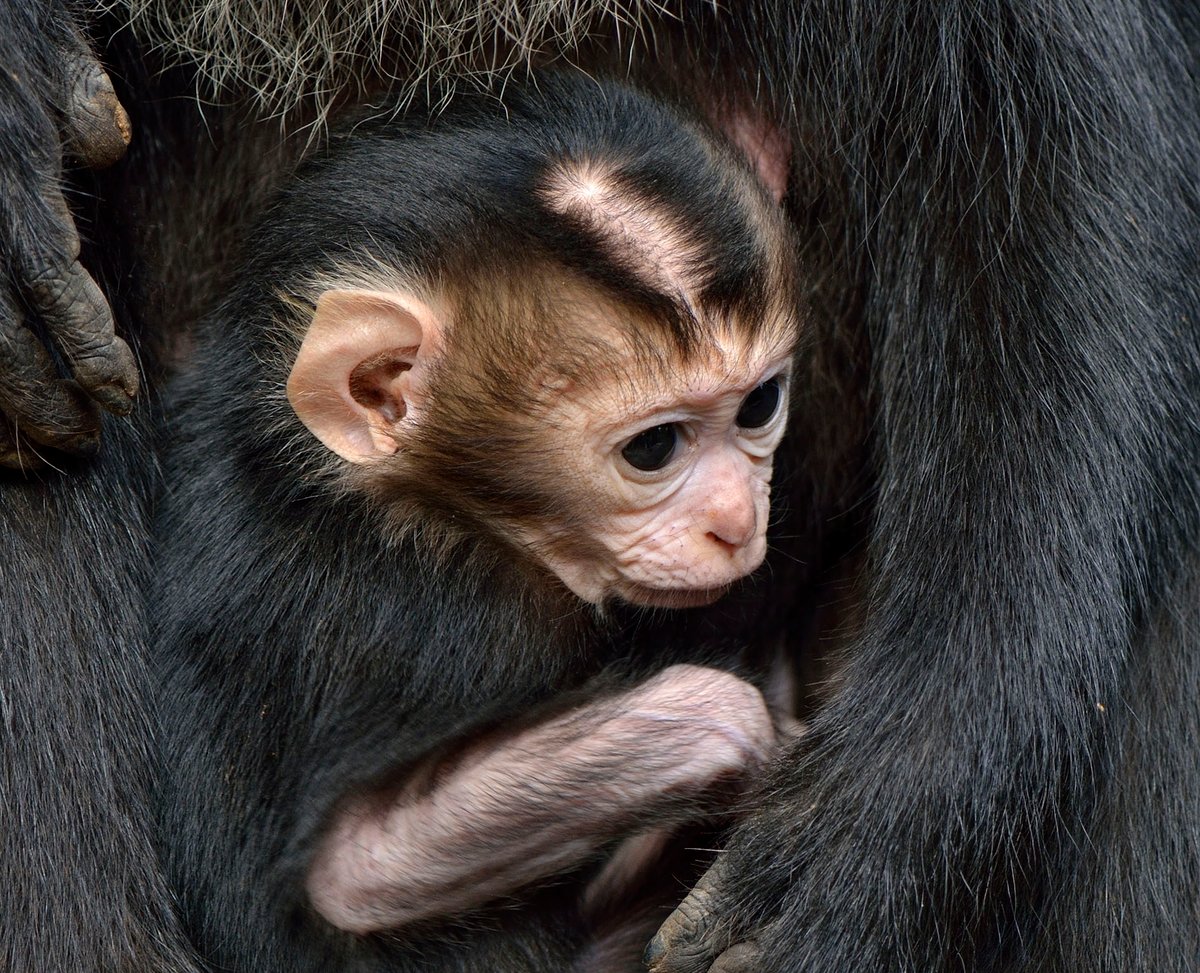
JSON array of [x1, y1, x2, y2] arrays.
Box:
[[615, 582, 732, 610]]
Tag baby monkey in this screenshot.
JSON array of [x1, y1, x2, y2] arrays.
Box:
[[287, 118, 798, 610], [154, 72, 803, 966]]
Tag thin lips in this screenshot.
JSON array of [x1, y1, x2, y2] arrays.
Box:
[[618, 582, 731, 609]]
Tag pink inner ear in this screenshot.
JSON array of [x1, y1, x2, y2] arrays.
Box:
[[349, 349, 418, 423], [716, 108, 792, 205]]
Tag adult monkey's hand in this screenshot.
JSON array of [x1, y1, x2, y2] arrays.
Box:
[[0, 2, 138, 470], [645, 855, 765, 973]]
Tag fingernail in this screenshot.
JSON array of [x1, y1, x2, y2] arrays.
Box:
[[111, 98, 132, 146], [93, 382, 135, 416]]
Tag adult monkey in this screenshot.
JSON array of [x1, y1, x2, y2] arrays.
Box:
[[1, 2, 1199, 973]]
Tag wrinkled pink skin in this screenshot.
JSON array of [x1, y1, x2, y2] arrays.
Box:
[[307, 664, 776, 934]]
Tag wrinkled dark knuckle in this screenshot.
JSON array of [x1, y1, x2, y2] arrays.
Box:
[[651, 915, 689, 954], [109, 346, 140, 400], [27, 267, 70, 305], [76, 312, 116, 348], [676, 900, 708, 935], [77, 59, 110, 101], [68, 332, 114, 361], [73, 281, 116, 331], [33, 263, 95, 319], [57, 329, 130, 385]]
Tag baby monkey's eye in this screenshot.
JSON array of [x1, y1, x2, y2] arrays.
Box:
[[621, 424, 679, 471], [737, 376, 783, 429]]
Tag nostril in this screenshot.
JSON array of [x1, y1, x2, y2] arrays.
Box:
[[706, 532, 740, 556]]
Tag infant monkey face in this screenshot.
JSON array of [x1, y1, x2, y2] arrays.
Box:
[[286, 286, 798, 613], [529, 338, 794, 609], [282, 80, 804, 612]]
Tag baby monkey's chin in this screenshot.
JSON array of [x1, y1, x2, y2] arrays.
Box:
[[611, 582, 732, 610]]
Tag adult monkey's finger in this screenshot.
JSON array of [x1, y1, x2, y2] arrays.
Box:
[[59, 30, 131, 169], [708, 942, 761, 973], [22, 186, 139, 416], [0, 284, 101, 458], [644, 857, 737, 973]]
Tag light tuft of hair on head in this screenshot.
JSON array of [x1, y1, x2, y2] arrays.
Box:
[[540, 158, 707, 308]]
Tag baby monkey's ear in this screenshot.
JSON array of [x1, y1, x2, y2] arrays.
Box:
[[287, 288, 444, 463], [710, 105, 791, 205]]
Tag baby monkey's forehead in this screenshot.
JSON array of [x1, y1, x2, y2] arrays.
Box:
[[574, 326, 795, 424], [625, 315, 797, 381]]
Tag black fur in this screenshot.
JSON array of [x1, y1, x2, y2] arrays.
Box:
[[0, 1, 1196, 971], [706, 5, 1200, 971], [0, 2, 198, 970]]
